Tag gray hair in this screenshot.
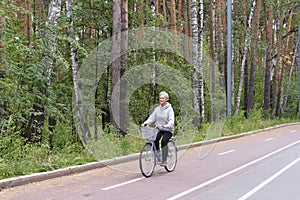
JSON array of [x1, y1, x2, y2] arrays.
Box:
[[159, 91, 169, 101]]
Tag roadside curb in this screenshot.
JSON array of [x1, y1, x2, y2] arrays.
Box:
[[1, 122, 299, 190]]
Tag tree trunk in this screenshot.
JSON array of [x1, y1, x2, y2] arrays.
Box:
[[163, 0, 167, 29], [45, 0, 62, 85], [263, 0, 274, 111], [111, 0, 122, 129], [66, 0, 91, 144], [216, 0, 225, 86], [138, 0, 144, 37], [209, 0, 215, 60], [235, 0, 256, 115], [248, 0, 260, 112], [273, 2, 285, 113], [24, 0, 31, 45], [297, 25, 300, 118], [244, 58, 249, 117], [209, 0, 216, 118], [155, 0, 159, 14], [198, 0, 204, 119], [283, 39, 298, 111], [183, 0, 190, 62], [22, 0, 62, 142], [170, 0, 176, 32], [120, 0, 128, 134], [222, 0, 227, 91], [191, 0, 201, 125], [276, 7, 293, 117], [177, 0, 182, 33]]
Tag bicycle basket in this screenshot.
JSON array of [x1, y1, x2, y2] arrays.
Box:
[[141, 127, 158, 141]]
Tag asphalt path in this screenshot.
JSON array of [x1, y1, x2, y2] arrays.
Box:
[[1, 124, 300, 200]]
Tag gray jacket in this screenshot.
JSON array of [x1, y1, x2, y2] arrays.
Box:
[[144, 102, 175, 133]]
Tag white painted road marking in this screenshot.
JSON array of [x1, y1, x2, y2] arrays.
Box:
[[237, 156, 300, 200], [102, 177, 144, 191], [265, 137, 274, 141], [166, 140, 300, 200], [219, 149, 235, 156], [290, 130, 296, 134]]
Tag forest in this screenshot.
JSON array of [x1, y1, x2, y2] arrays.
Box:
[[0, 0, 299, 179]]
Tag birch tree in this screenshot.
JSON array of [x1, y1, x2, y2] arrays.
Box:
[[66, 0, 91, 144], [198, 0, 204, 119], [191, 0, 200, 124], [235, 0, 256, 114], [190, 0, 204, 123], [22, 0, 62, 141]]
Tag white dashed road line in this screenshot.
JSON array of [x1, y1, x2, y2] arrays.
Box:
[[218, 149, 236, 156], [166, 140, 300, 200], [102, 177, 144, 191], [265, 137, 274, 141], [237, 156, 300, 200]]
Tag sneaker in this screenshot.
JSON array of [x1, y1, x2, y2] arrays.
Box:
[[160, 161, 167, 167]]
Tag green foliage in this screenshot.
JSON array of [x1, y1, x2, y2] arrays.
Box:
[[0, 120, 95, 179], [221, 109, 298, 137]]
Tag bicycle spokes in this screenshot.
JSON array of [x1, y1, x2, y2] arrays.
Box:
[[139, 143, 156, 177], [164, 140, 177, 172]]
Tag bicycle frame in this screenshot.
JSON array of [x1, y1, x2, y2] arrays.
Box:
[[146, 141, 161, 163]]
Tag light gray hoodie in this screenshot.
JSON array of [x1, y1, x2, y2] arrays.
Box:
[[143, 102, 175, 133]]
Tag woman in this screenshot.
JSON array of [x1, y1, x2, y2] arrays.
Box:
[[141, 91, 175, 166]]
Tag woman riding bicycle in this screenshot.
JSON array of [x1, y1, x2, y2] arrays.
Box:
[[141, 91, 175, 166]]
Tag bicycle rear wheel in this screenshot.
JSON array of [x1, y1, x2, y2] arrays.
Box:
[[164, 140, 177, 172], [139, 143, 156, 177]]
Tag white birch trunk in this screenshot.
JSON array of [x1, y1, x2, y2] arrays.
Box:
[[191, 0, 200, 123], [283, 41, 298, 111], [234, 0, 256, 114], [150, 1, 156, 98], [45, 0, 61, 85], [198, 0, 204, 119], [66, 0, 90, 144], [47, 0, 61, 24]]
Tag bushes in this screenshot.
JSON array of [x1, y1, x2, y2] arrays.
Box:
[[0, 120, 95, 179]]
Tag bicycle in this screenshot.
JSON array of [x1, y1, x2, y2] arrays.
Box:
[[139, 126, 177, 178]]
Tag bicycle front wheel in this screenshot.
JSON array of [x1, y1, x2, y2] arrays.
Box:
[[165, 140, 177, 172], [139, 143, 156, 177]]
